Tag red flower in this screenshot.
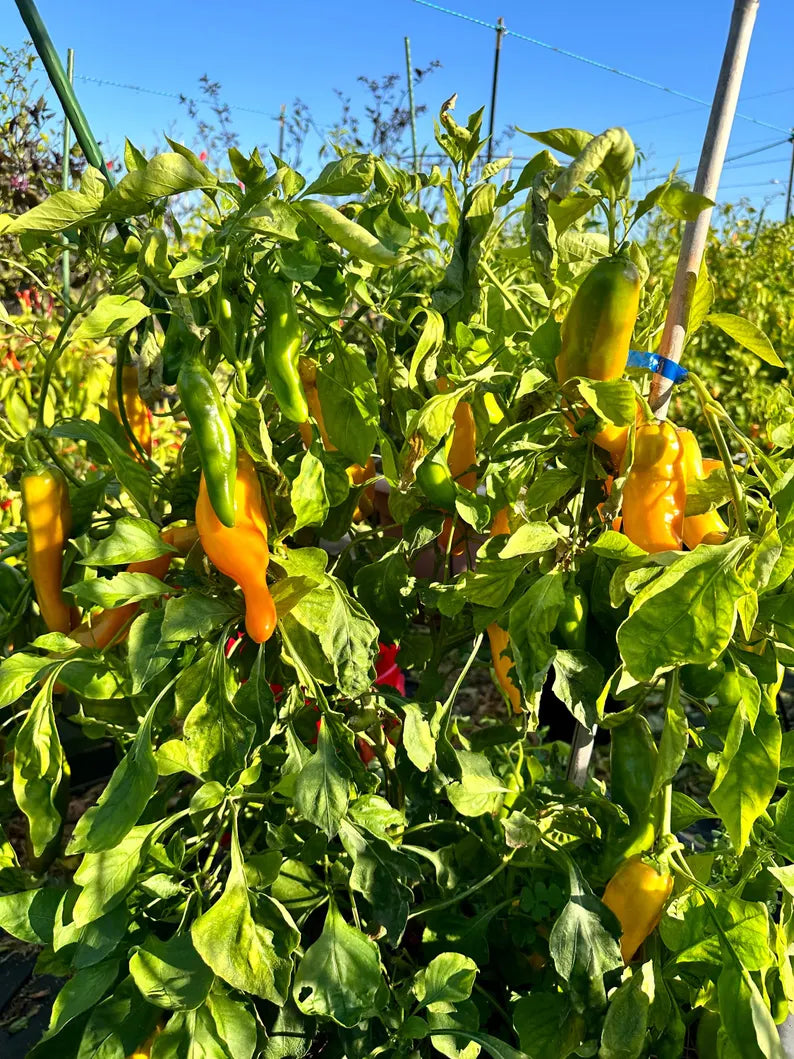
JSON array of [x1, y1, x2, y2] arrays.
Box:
[[1, 499, 13, 511], [3, 353, 22, 371], [199, 151, 208, 162]]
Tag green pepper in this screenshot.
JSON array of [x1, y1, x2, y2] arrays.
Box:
[[555, 582, 588, 651], [177, 354, 237, 528], [215, 293, 238, 362], [301, 199, 401, 268], [161, 315, 199, 387], [555, 255, 641, 384], [416, 446, 457, 511], [609, 714, 660, 863], [261, 279, 308, 423]]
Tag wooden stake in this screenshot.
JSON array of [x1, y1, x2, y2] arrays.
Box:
[[649, 0, 760, 420], [486, 17, 505, 165], [568, 0, 760, 790]]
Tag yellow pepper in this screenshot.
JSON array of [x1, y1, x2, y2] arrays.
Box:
[[437, 378, 477, 557], [109, 364, 152, 459], [621, 421, 686, 553], [602, 855, 673, 962], [21, 463, 78, 633], [677, 429, 728, 549]]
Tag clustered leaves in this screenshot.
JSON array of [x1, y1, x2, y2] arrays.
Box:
[[0, 103, 793, 1059]]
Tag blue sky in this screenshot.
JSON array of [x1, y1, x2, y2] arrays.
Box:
[[8, 0, 794, 218]]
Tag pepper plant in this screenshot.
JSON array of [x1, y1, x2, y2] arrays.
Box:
[[0, 107, 793, 1059]]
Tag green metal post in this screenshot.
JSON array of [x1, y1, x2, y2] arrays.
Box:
[[15, 0, 114, 186]]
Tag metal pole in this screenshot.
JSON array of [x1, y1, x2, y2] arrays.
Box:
[[404, 36, 419, 173], [785, 134, 794, 222], [569, 0, 760, 790], [278, 103, 286, 158], [14, 0, 114, 186], [649, 0, 760, 419], [61, 47, 73, 304], [486, 17, 505, 164]]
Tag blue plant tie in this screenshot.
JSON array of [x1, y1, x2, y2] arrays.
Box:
[[627, 349, 689, 383]]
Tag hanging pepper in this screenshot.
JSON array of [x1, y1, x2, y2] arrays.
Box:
[[215, 291, 238, 362], [621, 421, 686, 553], [555, 580, 588, 651], [676, 428, 728, 549], [298, 358, 376, 519], [556, 255, 641, 384], [69, 528, 192, 650], [602, 855, 673, 963], [437, 379, 476, 557], [21, 463, 77, 634], [108, 364, 152, 458], [262, 279, 308, 423], [177, 354, 237, 528], [196, 450, 277, 643], [610, 715, 660, 863], [486, 508, 522, 714], [556, 255, 641, 460], [161, 314, 199, 387]]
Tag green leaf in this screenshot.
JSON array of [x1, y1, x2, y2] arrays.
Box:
[[128, 611, 178, 694], [192, 828, 296, 1003], [339, 819, 419, 941], [617, 541, 746, 681], [354, 547, 417, 642], [183, 654, 255, 784], [498, 521, 558, 559], [707, 312, 783, 368], [447, 751, 505, 817], [550, 863, 622, 1012], [292, 449, 329, 531], [552, 649, 604, 729], [68, 703, 158, 854], [651, 682, 689, 797], [103, 151, 216, 217], [402, 702, 436, 772], [0, 652, 49, 708], [52, 419, 151, 512], [12, 682, 66, 858], [718, 963, 785, 1059], [710, 697, 781, 853], [0, 886, 64, 944], [74, 976, 160, 1059], [509, 572, 566, 704], [161, 593, 236, 642], [302, 154, 376, 197], [66, 570, 169, 609], [71, 295, 151, 342], [551, 127, 635, 198], [598, 960, 654, 1059], [81, 517, 173, 566], [150, 989, 258, 1059], [413, 951, 478, 1011], [513, 991, 583, 1059], [293, 899, 382, 1026], [658, 180, 714, 221], [3, 169, 105, 233], [294, 718, 351, 837], [130, 932, 214, 1011], [48, 958, 120, 1035], [317, 343, 378, 465], [73, 823, 157, 927]]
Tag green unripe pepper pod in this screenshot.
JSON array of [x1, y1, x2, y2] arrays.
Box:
[[262, 279, 309, 423], [177, 354, 237, 528], [161, 315, 199, 387], [416, 446, 457, 511], [609, 714, 660, 862], [555, 582, 588, 651], [301, 199, 401, 268], [555, 255, 641, 384]]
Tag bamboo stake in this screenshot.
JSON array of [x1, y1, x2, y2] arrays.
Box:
[[568, 0, 761, 790], [404, 36, 419, 173], [61, 47, 73, 305], [486, 17, 505, 165], [649, 0, 760, 419]]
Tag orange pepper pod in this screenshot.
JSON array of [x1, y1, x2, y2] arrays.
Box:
[[438, 378, 477, 557], [677, 429, 728, 549], [21, 463, 78, 633], [621, 421, 686, 553], [196, 450, 277, 643], [109, 364, 152, 458], [485, 508, 522, 714]]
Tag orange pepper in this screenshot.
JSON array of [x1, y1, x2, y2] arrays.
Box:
[[196, 451, 277, 643], [677, 429, 728, 549], [108, 364, 152, 459], [21, 463, 79, 633]]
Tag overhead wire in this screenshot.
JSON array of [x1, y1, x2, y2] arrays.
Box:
[[412, 0, 793, 135]]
